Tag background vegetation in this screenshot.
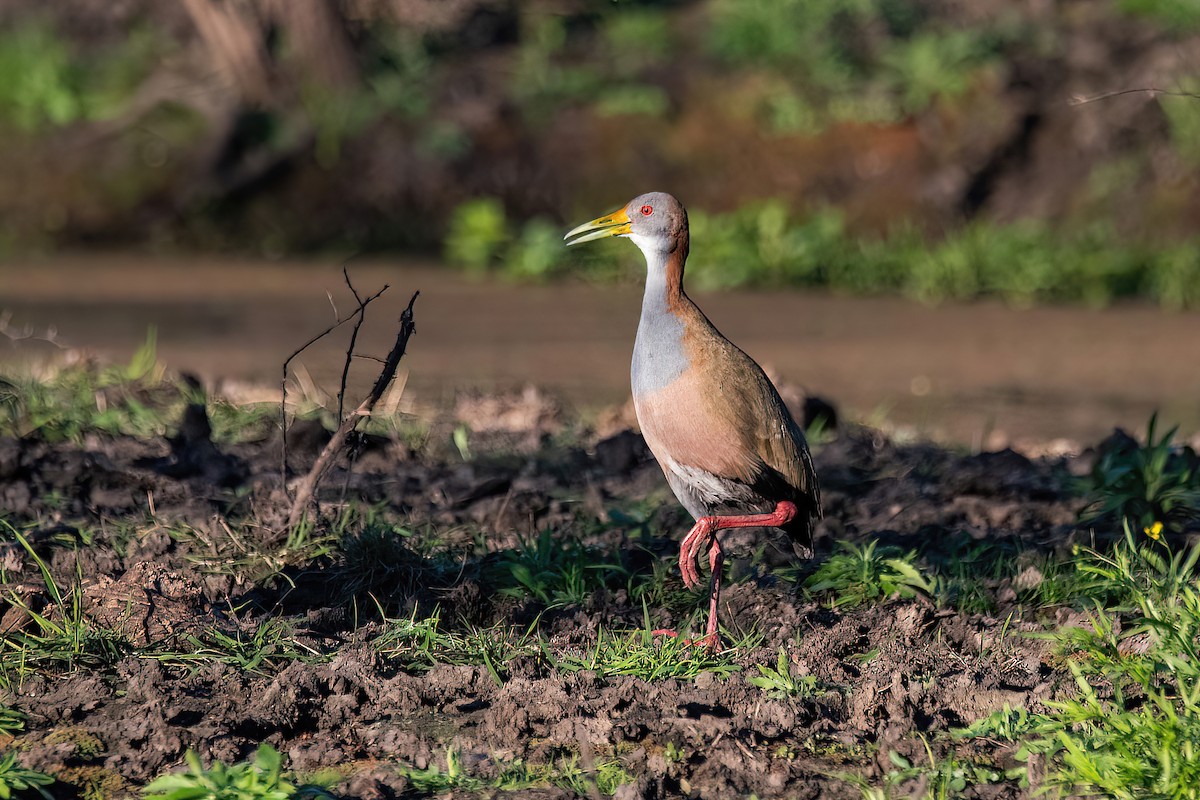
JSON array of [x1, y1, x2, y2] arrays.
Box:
[[1, 0, 1199, 306]]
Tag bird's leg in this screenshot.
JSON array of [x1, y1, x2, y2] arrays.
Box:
[[692, 537, 726, 652], [678, 500, 798, 588], [678, 517, 718, 589], [653, 538, 725, 647], [672, 500, 799, 649]]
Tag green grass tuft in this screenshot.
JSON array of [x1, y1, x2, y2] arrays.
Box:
[[0, 522, 130, 689], [373, 608, 539, 686], [147, 619, 327, 677], [492, 528, 629, 608], [804, 540, 937, 608], [958, 525, 1200, 796], [544, 608, 754, 681], [1082, 413, 1200, 534]]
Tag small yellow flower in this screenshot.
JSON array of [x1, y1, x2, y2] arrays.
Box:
[[1144, 521, 1164, 541]]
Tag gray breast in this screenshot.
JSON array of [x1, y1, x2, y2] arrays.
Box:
[[631, 311, 688, 396]]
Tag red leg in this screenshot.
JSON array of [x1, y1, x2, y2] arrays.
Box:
[[692, 538, 726, 651], [653, 540, 725, 648], [674, 501, 799, 649], [678, 517, 717, 589], [678, 501, 798, 588]]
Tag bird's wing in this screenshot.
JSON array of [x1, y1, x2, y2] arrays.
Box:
[[738, 363, 822, 519], [638, 320, 819, 515]]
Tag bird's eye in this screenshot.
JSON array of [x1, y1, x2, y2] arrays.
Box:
[[640, 205, 653, 216]]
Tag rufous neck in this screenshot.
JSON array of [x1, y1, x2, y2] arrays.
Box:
[[632, 234, 688, 312]]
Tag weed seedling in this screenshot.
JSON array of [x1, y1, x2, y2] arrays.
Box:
[[0, 752, 54, 799], [0, 705, 25, 737], [142, 745, 301, 800], [1082, 414, 1199, 533], [805, 540, 937, 608], [748, 648, 826, 699]]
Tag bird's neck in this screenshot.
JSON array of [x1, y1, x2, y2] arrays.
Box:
[[631, 243, 691, 396], [633, 237, 687, 318]]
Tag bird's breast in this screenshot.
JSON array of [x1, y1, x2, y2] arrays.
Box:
[[631, 306, 689, 397]]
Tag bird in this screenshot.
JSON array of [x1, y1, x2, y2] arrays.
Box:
[[565, 191, 822, 650]]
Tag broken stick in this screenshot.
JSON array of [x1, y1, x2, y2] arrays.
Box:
[[286, 290, 419, 529]]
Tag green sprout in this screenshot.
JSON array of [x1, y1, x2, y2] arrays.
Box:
[[1082, 414, 1200, 534], [0, 752, 54, 800], [804, 540, 937, 608], [747, 648, 824, 699], [141, 745, 298, 800]]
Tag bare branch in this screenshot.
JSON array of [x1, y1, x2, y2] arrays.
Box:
[[279, 282, 389, 498], [287, 291, 419, 529], [343, 264, 364, 305], [336, 266, 368, 422], [1069, 87, 1200, 106]]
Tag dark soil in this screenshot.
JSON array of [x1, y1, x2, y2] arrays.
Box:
[[0, 401, 1101, 799]]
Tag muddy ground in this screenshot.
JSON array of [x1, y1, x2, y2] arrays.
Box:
[[0, 391, 1122, 798]]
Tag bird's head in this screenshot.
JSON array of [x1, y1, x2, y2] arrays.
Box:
[[564, 191, 689, 262]]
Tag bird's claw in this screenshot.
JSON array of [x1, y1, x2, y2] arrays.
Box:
[[678, 518, 716, 590], [690, 630, 722, 652], [651, 628, 722, 652]]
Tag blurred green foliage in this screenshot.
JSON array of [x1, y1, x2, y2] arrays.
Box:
[[1120, 0, 1200, 30], [881, 30, 999, 114], [446, 197, 1200, 309], [1082, 414, 1200, 534], [445, 198, 510, 272], [511, 10, 669, 122], [602, 9, 674, 72], [0, 21, 160, 132], [511, 14, 603, 115], [1161, 79, 1200, 167], [707, 0, 1005, 127], [0, 331, 170, 441], [0, 0, 1198, 303], [0, 331, 277, 444], [0, 23, 82, 130]]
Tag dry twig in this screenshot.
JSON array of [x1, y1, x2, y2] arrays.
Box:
[[1069, 87, 1200, 106], [279, 276, 389, 496], [286, 291, 420, 529]]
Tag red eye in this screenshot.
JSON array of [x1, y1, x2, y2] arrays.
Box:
[[640, 205, 653, 216]]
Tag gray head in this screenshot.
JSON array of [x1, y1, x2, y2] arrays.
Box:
[[564, 191, 690, 263]]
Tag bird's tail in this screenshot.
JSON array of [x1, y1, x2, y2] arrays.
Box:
[[784, 508, 817, 560]]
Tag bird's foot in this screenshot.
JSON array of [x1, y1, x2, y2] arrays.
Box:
[[678, 518, 717, 589], [650, 628, 722, 652]]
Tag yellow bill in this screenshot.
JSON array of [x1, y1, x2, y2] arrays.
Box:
[[564, 207, 632, 246]]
